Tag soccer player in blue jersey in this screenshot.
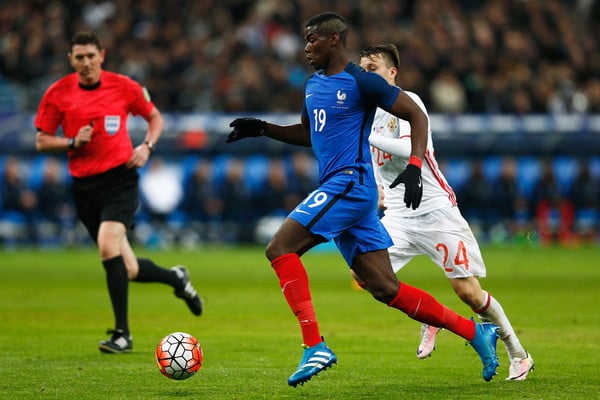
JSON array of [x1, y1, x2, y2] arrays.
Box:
[[227, 12, 499, 387]]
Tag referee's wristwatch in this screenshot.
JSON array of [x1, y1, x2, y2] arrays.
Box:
[[144, 140, 155, 153]]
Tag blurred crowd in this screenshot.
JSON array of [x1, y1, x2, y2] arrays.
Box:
[[2, 153, 599, 249], [1, 0, 599, 114], [2, 1, 599, 249]]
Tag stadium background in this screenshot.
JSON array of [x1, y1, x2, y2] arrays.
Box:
[[1, 0, 599, 249]]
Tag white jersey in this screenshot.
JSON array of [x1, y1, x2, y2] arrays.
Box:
[[369, 91, 456, 216], [370, 91, 485, 278]]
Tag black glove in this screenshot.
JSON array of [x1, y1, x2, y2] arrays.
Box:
[[390, 164, 423, 210], [226, 118, 267, 143]]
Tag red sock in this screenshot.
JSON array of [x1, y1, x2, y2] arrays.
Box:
[[271, 253, 321, 347], [388, 282, 476, 341]]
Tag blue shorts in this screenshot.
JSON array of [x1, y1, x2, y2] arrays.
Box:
[[288, 172, 392, 266]]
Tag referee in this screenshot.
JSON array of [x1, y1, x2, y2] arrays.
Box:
[[34, 31, 203, 354]]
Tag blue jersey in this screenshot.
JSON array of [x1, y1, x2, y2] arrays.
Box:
[[302, 62, 400, 185], [290, 62, 399, 265]]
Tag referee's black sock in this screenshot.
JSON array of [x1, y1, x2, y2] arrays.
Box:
[[134, 258, 180, 287], [102, 256, 129, 335]]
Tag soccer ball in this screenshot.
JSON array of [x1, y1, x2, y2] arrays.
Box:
[[155, 332, 203, 380]]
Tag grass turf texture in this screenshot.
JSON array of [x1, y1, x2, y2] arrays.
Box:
[[0, 245, 598, 399]]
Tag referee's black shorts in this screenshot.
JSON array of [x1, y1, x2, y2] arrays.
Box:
[[71, 163, 139, 242]]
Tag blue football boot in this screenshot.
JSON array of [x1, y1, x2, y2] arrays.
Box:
[[470, 322, 500, 381], [288, 339, 337, 387]]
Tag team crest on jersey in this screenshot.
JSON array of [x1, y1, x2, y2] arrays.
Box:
[[104, 116, 120, 135], [336, 89, 346, 105], [387, 117, 398, 133]]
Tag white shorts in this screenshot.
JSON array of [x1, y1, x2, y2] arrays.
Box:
[[381, 206, 486, 279]]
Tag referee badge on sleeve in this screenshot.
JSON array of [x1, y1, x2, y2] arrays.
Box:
[[143, 87, 151, 102], [105, 116, 121, 135]]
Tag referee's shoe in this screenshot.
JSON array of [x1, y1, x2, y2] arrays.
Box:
[[99, 329, 133, 354], [172, 265, 204, 316]]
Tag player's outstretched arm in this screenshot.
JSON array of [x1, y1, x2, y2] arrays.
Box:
[[227, 118, 311, 147]]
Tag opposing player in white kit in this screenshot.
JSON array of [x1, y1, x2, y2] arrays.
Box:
[[356, 44, 534, 381]]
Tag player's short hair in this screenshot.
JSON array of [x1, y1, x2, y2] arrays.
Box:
[[305, 12, 348, 44], [70, 31, 103, 51], [359, 44, 400, 69]]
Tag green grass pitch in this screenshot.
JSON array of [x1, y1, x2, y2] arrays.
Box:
[[0, 245, 598, 399]]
